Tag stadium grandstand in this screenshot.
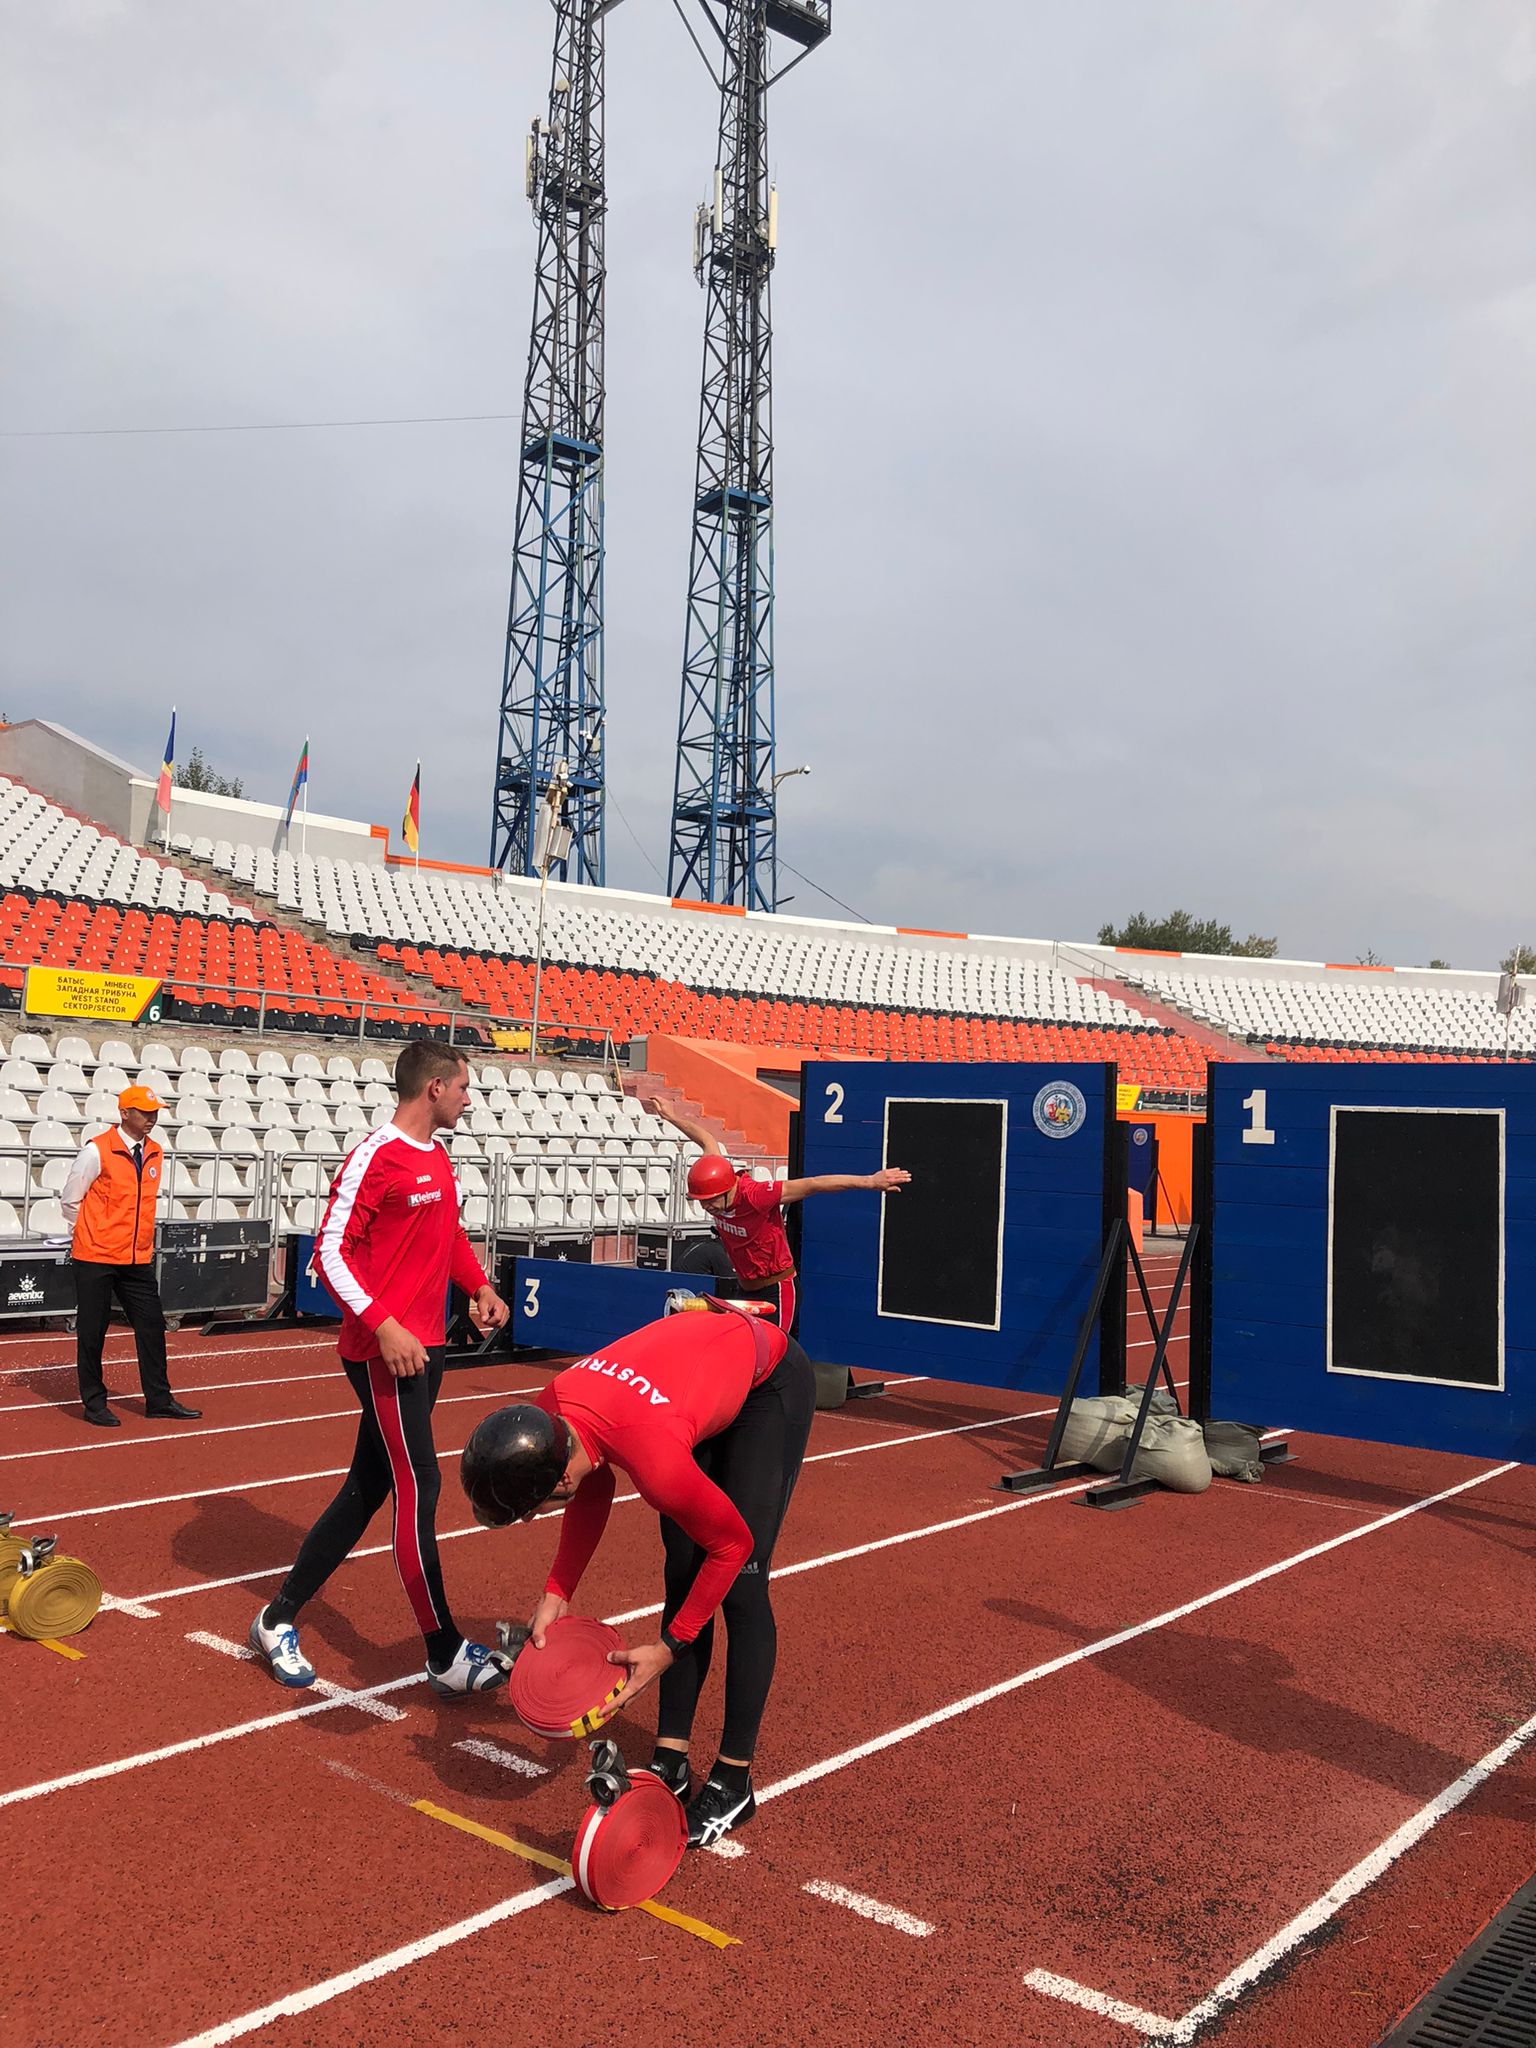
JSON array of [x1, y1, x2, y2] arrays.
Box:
[[0, 720, 1529, 1261]]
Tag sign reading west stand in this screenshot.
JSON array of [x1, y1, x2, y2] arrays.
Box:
[[797, 1061, 1125, 1395], [1199, 1062, 1535, 1463], [23, 967, 163, 1024]]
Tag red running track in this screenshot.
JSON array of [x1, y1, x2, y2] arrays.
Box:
[[3, 1264, 1533, 2047]]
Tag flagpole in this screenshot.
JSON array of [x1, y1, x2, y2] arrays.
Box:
[[414, 763, 420, 874], [301, 740, 309, 859], [163, 704, 175, 853]]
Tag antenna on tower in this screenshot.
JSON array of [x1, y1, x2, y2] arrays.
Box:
[[490, 1, 625, 884], [666, 0, 831, 911]]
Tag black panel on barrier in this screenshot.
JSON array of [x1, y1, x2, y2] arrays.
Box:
[[1330, 1108, 1501, 1389], [878, 1097, 1004, 1328]]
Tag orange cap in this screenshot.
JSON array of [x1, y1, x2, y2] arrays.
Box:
[[118, 1085, 165, 1114]]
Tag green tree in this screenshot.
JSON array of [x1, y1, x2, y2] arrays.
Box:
[[175, 746, 244, 800], [1097, 909, 1277, 958], [1428, 958, 1451, 971], [1503, 944, 1536, 976]]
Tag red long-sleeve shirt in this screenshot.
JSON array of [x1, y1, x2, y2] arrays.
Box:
[[710, 1173, 793, 1283], [537, 1308, 788, 1644], [314, 1123, 488, 1361]]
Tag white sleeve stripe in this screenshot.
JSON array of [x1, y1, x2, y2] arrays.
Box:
[[315, 1127, 396, 1316]]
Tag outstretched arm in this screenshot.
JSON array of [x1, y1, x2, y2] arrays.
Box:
[[637, 1092, 724, 1157], [778, 1166, 911, 1206]]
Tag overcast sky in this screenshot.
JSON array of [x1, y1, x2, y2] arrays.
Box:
[[2, 1, 1531, 967]]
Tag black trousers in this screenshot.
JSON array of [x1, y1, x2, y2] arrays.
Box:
[[655, 1335, 816, 1762], [73, 1259, 172, 1413], [267, 1351, 458, 1652]]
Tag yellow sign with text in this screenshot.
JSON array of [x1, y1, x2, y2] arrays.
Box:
[[1116, 1083, 1143, 1113], [23, 968, 163, 1024]]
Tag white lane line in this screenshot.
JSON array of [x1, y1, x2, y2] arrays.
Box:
[[0, 1464, 1112, 1810], [110, 1398, 1075, 1607], [0, 1368, 342, 1417], [16, 1453, 1517, 2041], [705, 1837, 748, 1859], [452, 1738, 549, 1779], [185, 1632, 408, 1721], [6, 1387, 519, 1461], [33, 1393, 545, 1525], [0, 1339, 341, 1380], [1022, 1970, 1174, 2036], [99, 1593, 161, 1619], [602, 1473, 1107, 1627], [0, 1672, 428, 1811], [754, 1460, 1515, 1807], [1025, 1698, 1536, 2044], [163, 1876, 573, 2048], [802, 1878, 933, 1937]]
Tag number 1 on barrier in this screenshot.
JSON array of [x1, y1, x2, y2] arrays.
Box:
[[1241, 1089, 1276, 1146]]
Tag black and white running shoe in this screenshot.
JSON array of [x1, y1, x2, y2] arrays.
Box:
[[686, 1775, 755, 1849], [636, 1756, 692, 1801]]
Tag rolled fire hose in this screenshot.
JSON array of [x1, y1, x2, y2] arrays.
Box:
[[5, 1534, 103, 1641]]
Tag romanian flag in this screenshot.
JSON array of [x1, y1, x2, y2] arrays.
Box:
[[156, 710, 176, 815], [402, 763, 421, 855], [283, 739, 309, 830]]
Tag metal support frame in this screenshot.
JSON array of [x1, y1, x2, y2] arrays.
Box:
[[667, 1, 829, 909], [995, 1216, 1132, 1494], [490, 0, 618, 884], [1082, 1222, 1200, 1510]]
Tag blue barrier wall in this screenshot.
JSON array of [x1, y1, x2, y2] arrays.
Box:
[[511, 1257, 716, 1355], [797, 1061, 1120, 1393], [1206, 1062, 1536, 1462]]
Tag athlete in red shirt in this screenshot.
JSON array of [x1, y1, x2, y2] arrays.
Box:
[[249, 1041, 510, 1696], [462, 1303, 815, 1847], [644, 1095, 910, 1333]]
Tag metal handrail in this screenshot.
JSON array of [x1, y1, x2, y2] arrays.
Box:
[[12, 973, 618, 1068]]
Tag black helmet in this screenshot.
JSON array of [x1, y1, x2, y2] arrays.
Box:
[[460, 1404, 570, 1528]]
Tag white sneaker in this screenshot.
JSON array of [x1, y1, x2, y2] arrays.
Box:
[[248, 1610, 316, 1688], [426, 1638, 511, 1697]]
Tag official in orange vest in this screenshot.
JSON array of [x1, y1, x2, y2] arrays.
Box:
[[60, 1084, 201, 1429]]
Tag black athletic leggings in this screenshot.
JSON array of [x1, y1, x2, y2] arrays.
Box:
[[267, 1349, 459, 1658], [655, 1335, 816, 1762]]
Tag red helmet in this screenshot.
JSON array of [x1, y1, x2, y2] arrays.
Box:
[[686, 1154, 738, 1201]]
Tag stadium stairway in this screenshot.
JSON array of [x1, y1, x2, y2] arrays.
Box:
[[1076, 976, 1268, 1062]]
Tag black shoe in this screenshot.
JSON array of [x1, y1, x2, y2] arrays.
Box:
[[686, 1775, 755, 1849], [637, 1755, 691, 1800], [83, 1407, 121, 1428], [145, 1401, 202, 1419]]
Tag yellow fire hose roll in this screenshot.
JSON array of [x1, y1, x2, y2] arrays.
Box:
[[5, 1536, 102, 1641], [0, 1513, 26, 1607]]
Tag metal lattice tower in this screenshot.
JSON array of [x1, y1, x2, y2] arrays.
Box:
[[667, 0, 830, 909], [490, 0, 622, 882]]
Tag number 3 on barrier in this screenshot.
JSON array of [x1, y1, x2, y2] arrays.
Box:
[[823, 1082, 844, 1124], [523, 1275, 541, 1319], [1241, 1089, 1276, 1146]]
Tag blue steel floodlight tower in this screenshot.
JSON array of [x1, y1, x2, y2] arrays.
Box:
[[490, 0, 623, 883], [667, 0, 830, 910]]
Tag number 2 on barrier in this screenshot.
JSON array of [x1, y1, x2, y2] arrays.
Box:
[[823, 1082, 844, 1124], [523, 1275, 541, 1319], [1241, 1088, 1276, 1146]]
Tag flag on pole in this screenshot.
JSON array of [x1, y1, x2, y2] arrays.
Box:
[[402, 763, 421, 855], [156, 711, 176, 816], [283, 739, 310, 831]]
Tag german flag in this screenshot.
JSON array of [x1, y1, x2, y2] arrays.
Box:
[[402, 763, 421, 855]]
